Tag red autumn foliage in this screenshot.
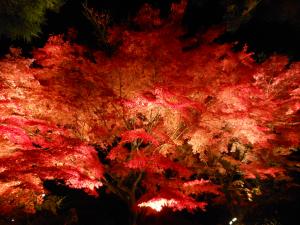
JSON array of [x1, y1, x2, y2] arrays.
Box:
[[0, 116, 103, 213], [120, 129, 160, 146], [0, 0, 299, 216]]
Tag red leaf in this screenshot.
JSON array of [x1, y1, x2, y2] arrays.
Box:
[[121, 129, 159, 146]]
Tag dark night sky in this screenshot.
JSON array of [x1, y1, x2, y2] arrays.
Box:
[[41, 0, 300, 61]]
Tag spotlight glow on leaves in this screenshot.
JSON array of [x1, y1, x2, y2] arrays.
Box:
[[138, 198, 178, 212]]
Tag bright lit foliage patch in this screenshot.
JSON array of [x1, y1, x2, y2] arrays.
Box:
[[138, 198, 178, 212]]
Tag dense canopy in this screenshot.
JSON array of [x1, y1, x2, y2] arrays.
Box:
[[0, 1, 299, 225]]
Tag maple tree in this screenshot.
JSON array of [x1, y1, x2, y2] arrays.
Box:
[[0, 1, 299, 224]]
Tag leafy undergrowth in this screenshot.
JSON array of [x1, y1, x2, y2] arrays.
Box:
[[0, 1, 299, 221]]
